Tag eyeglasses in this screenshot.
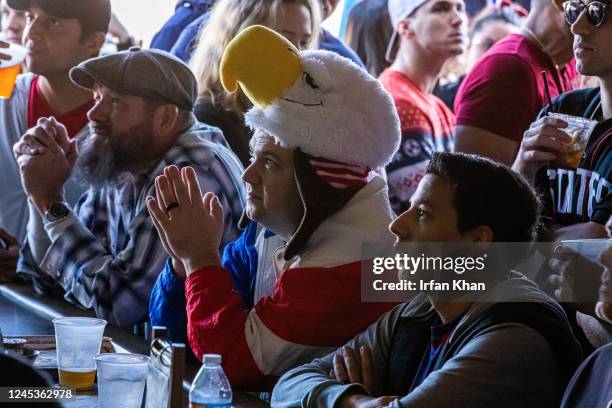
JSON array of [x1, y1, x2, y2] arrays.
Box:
[[563, 1, 608, 27]]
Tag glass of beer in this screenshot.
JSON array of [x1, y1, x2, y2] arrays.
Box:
[[53, 317, 107, 390], [95, 353, 149, 408], [0, 43, 27, 99], [548, 112, 598, 169]]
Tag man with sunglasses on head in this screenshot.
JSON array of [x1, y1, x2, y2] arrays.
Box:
[[454, 0, 577, 165], [513, 0, 611, 244]]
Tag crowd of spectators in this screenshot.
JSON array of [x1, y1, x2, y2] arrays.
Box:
[[0, 0, 610, 406]]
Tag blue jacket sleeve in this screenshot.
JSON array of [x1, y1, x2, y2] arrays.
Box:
[[149, 259, 188, 343], [150, 0, 212, 51], [170, 12, 210, 62], [221, 221, 260, 309]]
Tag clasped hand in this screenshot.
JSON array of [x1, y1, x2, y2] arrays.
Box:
[[13, 117, 77, 215]]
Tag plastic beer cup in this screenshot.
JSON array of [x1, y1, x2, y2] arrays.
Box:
[[548, 112, 597, 169], [0, 44, 27, 99], [53, 317, 107, 390]]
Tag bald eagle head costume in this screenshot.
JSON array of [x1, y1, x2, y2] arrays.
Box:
[[221, 25, 401, 260]]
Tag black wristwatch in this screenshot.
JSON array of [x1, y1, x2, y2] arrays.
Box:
[[44, 202, 71, 223]]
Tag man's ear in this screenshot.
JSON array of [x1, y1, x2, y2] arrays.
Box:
[[82, 31, 106, 57], [466, 225, 494, 243], [155, 104, 180, 136], [397, 19, 416, 40]]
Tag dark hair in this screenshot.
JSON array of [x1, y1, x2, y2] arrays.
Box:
[[425, 152, 540, 242], [470, 5, 524, 39]]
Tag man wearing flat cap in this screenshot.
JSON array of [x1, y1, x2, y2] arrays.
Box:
[[0, 0, 108, 281], [13, 48, 245, 327]]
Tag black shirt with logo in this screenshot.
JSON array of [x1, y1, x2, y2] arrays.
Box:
[[536, 87, 612, 226]]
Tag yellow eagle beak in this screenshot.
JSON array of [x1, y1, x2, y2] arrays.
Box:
[[220, 25, 302, 109]]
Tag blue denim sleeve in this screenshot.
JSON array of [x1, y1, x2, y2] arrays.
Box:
[[149, 258, 188, 343], [170, 12, 210, 62]]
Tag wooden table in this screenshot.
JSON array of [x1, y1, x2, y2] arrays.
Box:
[[0, 284, 268, 407]]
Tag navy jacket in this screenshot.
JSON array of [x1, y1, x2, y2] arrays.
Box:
[[150, 0, 214, 51]]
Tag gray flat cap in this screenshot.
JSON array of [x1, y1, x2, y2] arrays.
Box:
[[70, 47, 198, 111]]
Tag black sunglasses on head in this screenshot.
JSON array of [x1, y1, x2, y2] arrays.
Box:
[[564, 0, 609, 27]]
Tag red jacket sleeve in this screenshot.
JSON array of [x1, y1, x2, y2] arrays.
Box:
[[185, 266, 278, 391], [185, 263, 397, 391]]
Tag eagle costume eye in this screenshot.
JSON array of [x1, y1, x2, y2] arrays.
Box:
[[302, 72, 319, 90]]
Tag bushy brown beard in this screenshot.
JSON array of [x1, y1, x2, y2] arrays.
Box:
[[75, 119, 154, 190]]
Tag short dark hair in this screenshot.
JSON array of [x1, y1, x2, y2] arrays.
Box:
[[426, 152, 540, 242], [470, 5, 524, 39]]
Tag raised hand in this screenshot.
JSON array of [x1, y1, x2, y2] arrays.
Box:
[[147, 165, 224, 275]]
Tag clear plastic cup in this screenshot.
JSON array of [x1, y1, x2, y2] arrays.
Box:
[[95, 353, 150, 408], [53, 317, 107, 390], [548, 112, 598, 169], [0, 43, 27, 99]]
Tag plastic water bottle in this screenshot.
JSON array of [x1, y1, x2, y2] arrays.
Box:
[[189, 354, 232, 408]]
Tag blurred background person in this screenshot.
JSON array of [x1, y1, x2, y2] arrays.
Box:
[[150, 0, 213, 51], [170, 0, 361, 66], [454, 0, 576, 165], [189, 0, 321, 166], [316, 0, 363, 66], [381, 0, 467, 214], [435, 0, 526, 110], [343, 0, 392, 77], [106, 13, 137, 51], [0, 0, 25, 44], [466, 1, 526, 68]]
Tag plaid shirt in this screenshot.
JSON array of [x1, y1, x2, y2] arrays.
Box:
[[19, 122, 245, 327]]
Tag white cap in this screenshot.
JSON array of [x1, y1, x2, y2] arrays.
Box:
[[386, 0, 429, 63], [203, 354, 222, 365]]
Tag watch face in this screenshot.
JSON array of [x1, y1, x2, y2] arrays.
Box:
[[47, 203, 70, 221]]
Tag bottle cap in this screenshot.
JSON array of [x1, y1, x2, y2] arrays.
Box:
[[203, 354, 222, 365]]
